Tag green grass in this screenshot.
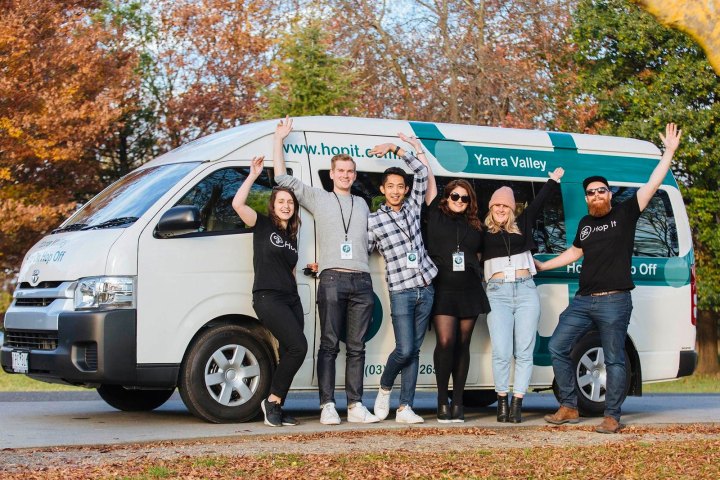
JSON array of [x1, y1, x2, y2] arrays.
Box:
[[0, 369, 86, 391]]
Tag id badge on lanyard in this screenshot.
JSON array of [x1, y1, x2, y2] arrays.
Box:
[[452, 251, 465, 271], [340, 242, 353, 259], [406, 251, 419, 269], [503, 263, 516, 282]]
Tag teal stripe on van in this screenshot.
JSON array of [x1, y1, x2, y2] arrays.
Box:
[[409, 122, 676, 188]]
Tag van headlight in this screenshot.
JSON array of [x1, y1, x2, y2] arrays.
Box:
[[74, 276, 136, 310]]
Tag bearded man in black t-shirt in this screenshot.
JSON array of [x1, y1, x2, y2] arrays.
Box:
[[535, 123, 681, 434]]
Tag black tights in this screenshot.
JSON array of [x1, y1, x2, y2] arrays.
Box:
[[433, 315, 477, 406]]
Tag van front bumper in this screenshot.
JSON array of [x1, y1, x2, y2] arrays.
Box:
[[1, 309, 177, 387]]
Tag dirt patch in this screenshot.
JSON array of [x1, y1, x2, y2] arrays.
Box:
[[2, 423, 719, 475]]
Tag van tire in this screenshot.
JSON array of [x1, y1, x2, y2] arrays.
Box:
[[552, 333, 631, 417], [97, 385, 175, 411], [179, 325, 273, 423]]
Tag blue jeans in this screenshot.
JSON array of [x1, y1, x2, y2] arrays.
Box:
[[549, 292, 632, 420], [486, 277, 540, 396], [317, 270, 374, 406], [380, 285, 434, 407]]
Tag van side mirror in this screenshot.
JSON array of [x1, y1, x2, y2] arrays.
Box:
[[155, 206, 202, 238]]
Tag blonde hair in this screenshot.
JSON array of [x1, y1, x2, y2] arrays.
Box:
[[484, 208, 521, 235]]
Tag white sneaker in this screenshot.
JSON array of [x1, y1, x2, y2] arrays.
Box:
[[374, 388, 391, 420], [395, 406, 424, 424], [320, 402, 341, 425], [347, 402, 380, 423]]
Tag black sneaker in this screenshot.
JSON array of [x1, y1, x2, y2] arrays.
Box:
[[281, 412, 298, 426], [261, 399, 282, 427]]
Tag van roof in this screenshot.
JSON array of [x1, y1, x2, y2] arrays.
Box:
[[140, 116, 661, 169]]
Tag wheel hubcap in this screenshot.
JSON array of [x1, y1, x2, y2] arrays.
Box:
[[204, 344, 261, 407], [576, 347, 607, 402]]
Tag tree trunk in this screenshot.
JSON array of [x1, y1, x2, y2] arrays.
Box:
[[696, 308, 720, 374]]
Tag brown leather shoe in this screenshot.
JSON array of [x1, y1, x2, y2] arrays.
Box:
[[544, 406, 580, 424], [595, 416, 622, 434]]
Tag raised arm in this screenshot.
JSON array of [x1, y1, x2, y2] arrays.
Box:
[[535, 246, 584, 272], [637, 123, 681, 211], [398, 133, 436, 205], [231, 156, 264, 228], [272, 115, 293, 177]]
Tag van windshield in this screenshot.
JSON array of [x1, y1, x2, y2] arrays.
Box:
[[53, 162, 200, 234]]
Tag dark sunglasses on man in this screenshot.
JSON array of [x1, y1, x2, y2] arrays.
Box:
[[585, 187, 610, 197], [448, 192, 470, 203]]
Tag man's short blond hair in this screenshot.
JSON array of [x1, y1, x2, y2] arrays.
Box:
[[331, 153, 356, 170]]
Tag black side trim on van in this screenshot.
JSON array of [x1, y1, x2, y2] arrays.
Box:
[[677, 350, 698, 378], [136, 364, 179, 387]]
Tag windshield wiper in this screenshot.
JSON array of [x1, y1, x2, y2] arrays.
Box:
[[51, 223, 88, 234], [81, 217, 139, 230]]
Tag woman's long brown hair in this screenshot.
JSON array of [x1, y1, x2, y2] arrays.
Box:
[[268, 187, 301, 241], [438, 179, 482, 231]]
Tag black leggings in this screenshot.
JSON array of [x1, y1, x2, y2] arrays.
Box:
[[252, 291, 308, 401], [433, 315, 477, 406]]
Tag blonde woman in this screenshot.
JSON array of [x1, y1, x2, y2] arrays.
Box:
[[482, 167, 564, 423]]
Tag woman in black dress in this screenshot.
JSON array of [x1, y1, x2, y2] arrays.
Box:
[[425, 177, 490, 423], [232, 156, 307, 428]]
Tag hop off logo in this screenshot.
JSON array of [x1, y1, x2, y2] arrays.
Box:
[[454, 256, 462, 265], [342, 244, 351, 254], [408, 253, 417, 262]]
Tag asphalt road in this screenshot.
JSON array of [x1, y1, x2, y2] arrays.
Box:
[[1, 390, 718, 449]]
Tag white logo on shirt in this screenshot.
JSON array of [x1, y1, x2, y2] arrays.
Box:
[[270, 232, 297, 253], [580, 220, 619, 241]]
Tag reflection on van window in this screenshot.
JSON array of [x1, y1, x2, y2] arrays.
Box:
[[612, 187, 679, 257], [319, 170, 566, 254], [55, 163, 200, 233], [175, 167, 290, 234]]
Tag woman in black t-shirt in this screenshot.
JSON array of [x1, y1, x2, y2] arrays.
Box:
[[232, 156, 307, 428], [425, 178, 490, 423]]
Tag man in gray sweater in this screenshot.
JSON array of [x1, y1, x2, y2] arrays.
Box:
[[273, 116, 379, 425]]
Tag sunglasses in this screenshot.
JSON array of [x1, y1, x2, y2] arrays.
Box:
[[585, 187, 609, 197], [448, 192, 470, 203]]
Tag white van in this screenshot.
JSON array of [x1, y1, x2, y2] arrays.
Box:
[[1, 117, 697, 422]]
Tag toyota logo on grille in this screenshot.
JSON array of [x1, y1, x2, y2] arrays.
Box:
[[31, 269, 40, 286]]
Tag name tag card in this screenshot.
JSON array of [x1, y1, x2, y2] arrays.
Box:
[[406, 251, 419, 269], [503, 265, 516, 282], [452, 252, 465, 271], [340, 242, 353, 259]]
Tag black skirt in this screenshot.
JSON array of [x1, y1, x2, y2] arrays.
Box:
[[431, 279, 491, 318]]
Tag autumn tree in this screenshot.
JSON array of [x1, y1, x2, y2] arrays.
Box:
[[572, 0, 720, 372], [263, 21, 359, 117], [0, 0, 135, 279]]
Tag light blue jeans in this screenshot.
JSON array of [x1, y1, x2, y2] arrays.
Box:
[[486, 276, 540, 396]]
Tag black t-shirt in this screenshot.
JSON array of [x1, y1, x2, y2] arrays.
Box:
[[425, 197, 484, 288], [572, 192, 641, 295], [251, 214, 298, 294]]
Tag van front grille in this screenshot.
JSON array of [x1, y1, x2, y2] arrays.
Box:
[[18, 281, 63, 289], [14, 298, 55, 307], [4, 330, 58, 351]]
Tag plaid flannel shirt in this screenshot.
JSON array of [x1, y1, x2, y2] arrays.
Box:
[[368, 153, 438, 292]]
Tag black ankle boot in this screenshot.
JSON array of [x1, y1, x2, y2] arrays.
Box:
[[437, 402, 452, 423], [509, 396, 523, 423], [496, 395, 509, 422], [451, 404, 464, 422]]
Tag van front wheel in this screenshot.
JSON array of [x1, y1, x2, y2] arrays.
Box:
[[179, 325, 273, 423], [97, 385, 175, 411]]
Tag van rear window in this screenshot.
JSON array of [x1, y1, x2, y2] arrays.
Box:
[[612, 188, 679, 257]]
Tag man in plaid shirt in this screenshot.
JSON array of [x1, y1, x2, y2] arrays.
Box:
[[368, 133, 438, 424]]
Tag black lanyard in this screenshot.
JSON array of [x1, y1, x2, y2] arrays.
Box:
[[455, 220, 469, 253], [384, 207, 414, 250], [333, 192, 354, 241], [501, 230, 512, 262]]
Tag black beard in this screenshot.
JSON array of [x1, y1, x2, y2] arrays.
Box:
[[588, 198, 612, 217]]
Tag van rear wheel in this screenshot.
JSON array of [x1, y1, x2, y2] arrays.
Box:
[[179, 325, 273, 423], [552, 333, 631, 417], [97, 385, 175, 411]]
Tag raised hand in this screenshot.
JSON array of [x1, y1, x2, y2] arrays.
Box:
[[249, 156, 265, 177], [659, 123, 681, 153], [275, 115, 293, 140], [398, 132, 422, 151], [548, 167, 565, 182], [368, 143, 395, 156]]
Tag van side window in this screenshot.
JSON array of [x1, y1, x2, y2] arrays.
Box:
[[611, 187, 679, 257], [321, 170, 566, 253], [175, 167, 291, 234]]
